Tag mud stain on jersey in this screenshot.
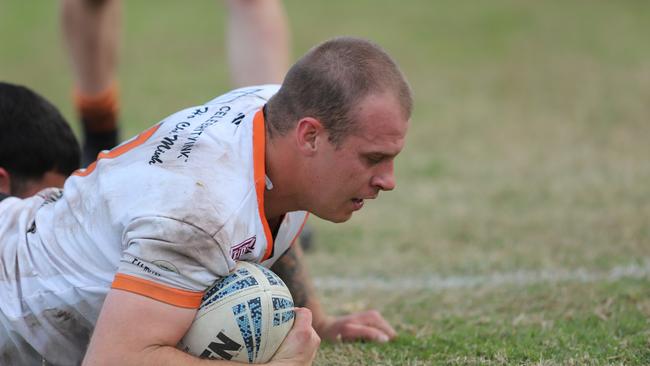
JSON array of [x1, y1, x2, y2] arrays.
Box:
[[0, 342, 41, 365], [43, 307, 92, 345], [33, 308, 93, 364], [1, 312, 46, 365]]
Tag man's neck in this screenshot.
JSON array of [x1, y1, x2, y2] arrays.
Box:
[[263, 130, 302, 220]]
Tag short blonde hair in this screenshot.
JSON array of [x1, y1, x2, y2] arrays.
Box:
[[266, 37, 412, 146]]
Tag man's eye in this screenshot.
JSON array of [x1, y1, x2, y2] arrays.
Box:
[[366, 155, 383, 164]]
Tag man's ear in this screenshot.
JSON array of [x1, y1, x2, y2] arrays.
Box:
[[0, 167, 11, 195], [295, 117, 324, 155]]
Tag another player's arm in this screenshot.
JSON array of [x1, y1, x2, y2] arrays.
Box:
[[83, 288, 318, 366], [270, 243, 397, 343], [270, 242, 324, 324]]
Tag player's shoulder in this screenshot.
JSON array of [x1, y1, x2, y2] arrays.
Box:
[[204, 84, 281, 106], [153, 84, 278, 134]]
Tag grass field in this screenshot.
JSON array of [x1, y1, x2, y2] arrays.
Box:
[[2, 1, 649, 364]]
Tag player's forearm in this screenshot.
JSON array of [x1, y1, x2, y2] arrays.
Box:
[[85, 346, 272, 366], [128, 345, 269, 366], [82, 289, 266, 366], [270, 243, 329, 333], [84, 333, 254, 366], [87, 338, 294, 366]]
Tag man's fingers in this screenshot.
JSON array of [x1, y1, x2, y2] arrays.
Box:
[[357, 310, 397, 339], [273, 308, 320, 364], [289, 307, 318, 343], [283, 308, 320, 348], [339, 322, 392, 343], [292, 307, 313, 328], [314, 310, 397, 344]]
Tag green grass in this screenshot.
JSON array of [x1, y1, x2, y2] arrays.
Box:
[[316, 279, 650, 365], [2, 0, 649, 364]]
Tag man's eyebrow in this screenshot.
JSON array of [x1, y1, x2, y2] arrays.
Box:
[[363, 152, 398, 161]]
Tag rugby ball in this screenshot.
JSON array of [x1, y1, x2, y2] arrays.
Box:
[[178, 261, 294, 363]]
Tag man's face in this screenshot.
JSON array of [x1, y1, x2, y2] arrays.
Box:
[[307, 93, 409, 223]]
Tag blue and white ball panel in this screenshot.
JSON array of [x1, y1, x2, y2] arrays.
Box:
[[199, 268, 259, 310], [258, 265, 288, 287], [179, 261, 294, 363], [272, 296, 295, 327], [232, 297, 264, 363]]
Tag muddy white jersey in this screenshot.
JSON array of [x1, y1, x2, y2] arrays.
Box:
[[0, 85, 308, 365]]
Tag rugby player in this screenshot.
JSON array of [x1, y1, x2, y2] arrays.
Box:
[[0, 37, 411, 365]]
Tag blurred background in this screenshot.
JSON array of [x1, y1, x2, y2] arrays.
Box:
[[2, 1, 649, 364]]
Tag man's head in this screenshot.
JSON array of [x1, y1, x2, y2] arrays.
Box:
[[265, 37, 412, 222], [266, 36, 412, 146], [0, 82, 80, 198]]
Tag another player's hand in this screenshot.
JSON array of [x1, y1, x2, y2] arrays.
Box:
[[314, 310, 396, 343], [269, 307, 320, 366]]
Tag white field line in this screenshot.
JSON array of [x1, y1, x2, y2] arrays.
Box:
[[313, 259, 650, 292]]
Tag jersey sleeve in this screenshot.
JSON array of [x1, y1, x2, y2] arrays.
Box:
[[112, 215, 234, 308]]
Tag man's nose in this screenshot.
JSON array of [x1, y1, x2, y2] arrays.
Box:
[[371, 162, 396, 191]]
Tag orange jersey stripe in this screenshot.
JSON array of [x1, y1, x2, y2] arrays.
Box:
[[253, 109, 275, 260], [73, 123, 161, 177], [111, 273, 204, 309]]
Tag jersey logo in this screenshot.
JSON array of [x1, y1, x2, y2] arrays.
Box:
[[230, 237, 256, 260], [177, 106, 232, 163], [231, 113, 245, 126], [149, 134, 179, 165]]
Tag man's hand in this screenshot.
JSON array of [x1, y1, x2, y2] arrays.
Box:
[[271, 243, 397, 345], [313, 310, 396, 343], [269, 308, 320, 366]]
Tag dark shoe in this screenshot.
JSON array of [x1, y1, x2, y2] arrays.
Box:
[[81, 128, 119, 167]]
